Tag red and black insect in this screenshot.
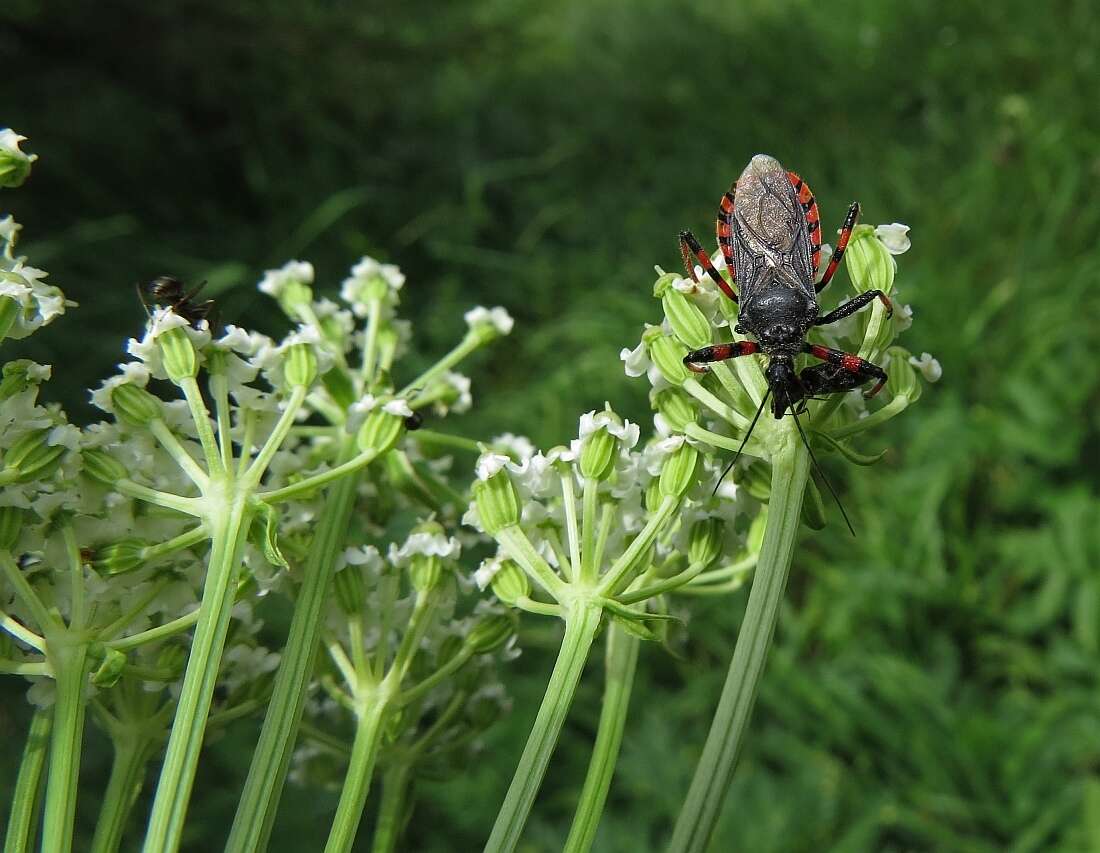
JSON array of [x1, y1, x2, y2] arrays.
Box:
[[138, 275, 216, 328], [679, 154, 895, 530]]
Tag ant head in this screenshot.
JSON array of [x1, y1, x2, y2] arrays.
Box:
[[764, 355, 804, 419]]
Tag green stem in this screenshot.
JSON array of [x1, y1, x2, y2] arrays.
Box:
[[361, 297, 383, 382], [243, 385, 308, 487], [323, 698, 391, 853], [40, 640, 91, 853], [257, 448, 377, 504], [115, 480, 203, 517], [484, 600, 603, 853], [0, 551, 57, 633], [494, 526, 568, 601], [148, 419, 208, 489], [409, 430, 483, 454], [225, 443, 362, 853], [370, 763, 412, 853], [580, 478, 599, 584], [667, 428, 809, 853], [682, 378, 749, 430], [107, 608, 200, 651], [178, 376, 223, 475], [616, 561, 706, 605], [4, 708, 51, 853], [598, 497, 680, 596], [563, 621, 640, 853], [90, 735, 157, 853], [825, 393, 911, 439], [399, 331, 481, 398], [142, 493, 253, 853]]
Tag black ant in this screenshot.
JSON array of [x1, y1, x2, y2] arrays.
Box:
[[138, 276, 215, 329]]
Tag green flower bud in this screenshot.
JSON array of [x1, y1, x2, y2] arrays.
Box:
[[205, 349, 228, 377], [158, 326, 199, 383], [82, 448, 127, 485], [844, 225, 896, 295], [739, 461, 771, 502], [0, 506, 24, 550], [0, 361, 45, 405], [0, 131, 37, 188], [0, 297, 20, 342], [91, 648, 127, 688], [688, 517, 725, 569], [408, 546, 444, 592], [111, 383, 164, 427], [465, 613, 516, 654], [885, 346, 922, 403], [436, 633, 464, 668], [322, 367, 357, 409], [3, 429, 65, 483], [652, 388, 697, 432], [648, 334, 691, 386], [276, 280, 314, 316], [464, 306, 514, 346], [466, 689, 507, 730], [644, 476, 663, 513], [357, 409, 403, 455], [579, 428, 617, 481], [92, 538, 148, 575], [658, 442, 699, 498], [334, 566, 366, 615], [284, 343, 318, 388], [472, 471, 521, 535], [489, 559, 529, 606], [661, 288, 712, 350]]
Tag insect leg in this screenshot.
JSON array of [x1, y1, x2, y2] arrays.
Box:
[[715, 183, 738, 289], [678, 229, 738, 303], [803, 343, 887, 399], [682, 340, 758, 373], [813, 289, 892, 326], [815, 202, 860, 293]]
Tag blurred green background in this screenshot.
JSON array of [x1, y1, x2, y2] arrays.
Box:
[[4, 0, 1100, 849]]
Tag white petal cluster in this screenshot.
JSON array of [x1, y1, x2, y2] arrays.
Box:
[[464, 306, 514, 336], [388, 531, 461, 567], [258, 260, 315, 298], [875, 223, 912, 255], [340, 256, 405, 315], [908, 351, 943, 382]]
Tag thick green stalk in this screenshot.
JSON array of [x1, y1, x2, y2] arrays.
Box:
[[370, 762, 412, 853], [40, 641, 90, 853], [4, 709, 51, 853], [484, 600, 603, 853], [323, 699, 391, 853], [667, 427, 809, 853], [563, 621, 641, 853], [142, 493, 253, 853], [90, 736, 156, 853], [226, 444, 362, 853]]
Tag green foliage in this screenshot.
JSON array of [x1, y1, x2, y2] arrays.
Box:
[[3, 0, 1100, 850]]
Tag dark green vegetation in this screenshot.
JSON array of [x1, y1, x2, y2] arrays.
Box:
[[4, 0, 1100, 849]]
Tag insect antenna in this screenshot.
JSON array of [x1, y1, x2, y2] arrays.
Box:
[[789, 407, 856, 537], [712, 389, 771, 497]]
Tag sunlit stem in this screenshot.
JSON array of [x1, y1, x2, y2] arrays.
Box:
[[209, 372, 235, 472], [399, 331, 481, 398], [148, 420, 208, 488], [683, 423, 767, 462], [63, 527, 85, 630], [107, 608, 201, 651], [178, 376, 223, 475], [40, 639, 90, 853], [559, 474, 582, 583], [580, 478, 599, 584], [4, 709, 52, 853], [494, 526, 568, 601], [257, 448, 378, 504], [243, 385, 308, 486], [115, 480, 203, 517], [616, 561, 707, 605], [0, 612, 45, 652], [598, 496, 680, 596], [682, 377, 750, 430], [361, 296, 383, 383], [825, 393, 911, 439]]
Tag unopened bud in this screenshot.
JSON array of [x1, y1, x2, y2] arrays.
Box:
[[653, 388, 696, 432], [489, 559, 529, 606], [658, 442, 699, 498], [111, 383, 163, 427], [844, 225, 896, 296], [658, 281, 711, 349], [92, 538, 147, 575], [3, 429, 64, 483], [91, 649, 127, 688], [473, 472, 521, 535], [465, 613, 516, 654], [333, 566, 366, 615], [82, 448, 127, 485], [648, 334, 691, 386], [885, 346, 921, 403], [0, 298, 20, 342], [688, 517, 725, 569], [0, 506, 24, 550], [0, 131, 37, 188], [284, 343, 318, 388], [0, 360, 44, 401], [357, 409, 403, 455], [158, 326, 199, 383]]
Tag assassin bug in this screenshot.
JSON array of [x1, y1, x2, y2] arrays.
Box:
[[137, 275, 216, 328], [679, 154, 894, 531]]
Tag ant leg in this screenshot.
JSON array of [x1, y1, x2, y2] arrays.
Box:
[[178, 280, 208, 303], [814, 289, 892, 326], [815, 202, 860, 294], [679, 229, 738, 303], [683, 340, 759, 373], [803, 343, 887, 399]]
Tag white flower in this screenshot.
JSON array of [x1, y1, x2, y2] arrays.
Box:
[[577, 408, 640, 450], [340, 545, 384, 573], [340, 256, 405, 315], [389, 532, 461, 567], [894, 303, 914, 332], [874, 223, 911, 255], [384, 399, 414, 417], [258, 260, 314, 298], [493, 433, 536, 462], [90, 362, 151, 413], [464, 306, 514, 336], [908, 352, 942, 382], [0, 215, 20, 250], [620, 339, 651, 378], [474, 555, 505, 591], [476, 451, 512, 481], [436, 372, 472, 414]]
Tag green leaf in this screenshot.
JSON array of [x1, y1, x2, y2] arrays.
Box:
[[257, 502, 288, 569], [811, 430, 888, 466]]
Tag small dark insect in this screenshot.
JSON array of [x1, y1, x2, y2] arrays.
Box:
[[138, 275, 215, 328], [403, 411, 424, 431], [679, 154, 896, 532]]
